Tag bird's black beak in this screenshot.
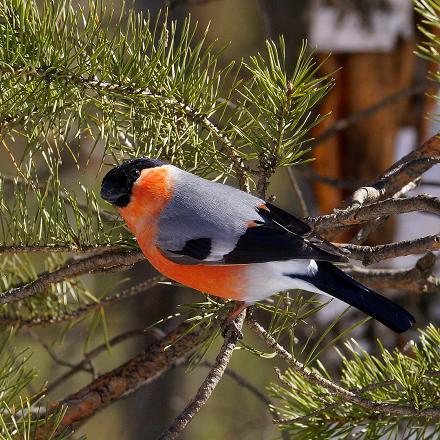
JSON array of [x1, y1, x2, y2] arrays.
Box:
[[100, 181, 130, 208]]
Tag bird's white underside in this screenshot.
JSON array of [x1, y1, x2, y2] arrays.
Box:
[[241, 259, 328, 303]]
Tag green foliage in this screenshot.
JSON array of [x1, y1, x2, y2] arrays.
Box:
[[0, 0, 331, 252], [232, 40, 332, 167], [0, 0, 331, 352], [0, 253, 94, 324], [270, 325, 440, 440], [415, 0, 440, 82]]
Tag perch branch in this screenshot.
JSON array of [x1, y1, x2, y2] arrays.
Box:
[[157, 312, 245, 440], [308, 194, 440, 235]]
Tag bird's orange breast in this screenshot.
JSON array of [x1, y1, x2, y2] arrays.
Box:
[[119, 166, 247, 300]]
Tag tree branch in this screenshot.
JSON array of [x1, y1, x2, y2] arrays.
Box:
[[308, 194, 440, 235], [311, 81, 432, 147], [345, 253, 439, 293], [157, 311, 245, 440], [339, 234, 440, 265], [0, 250, 144, 305]]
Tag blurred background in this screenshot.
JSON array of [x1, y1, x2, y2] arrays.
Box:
[[3, 0, 440, 438]]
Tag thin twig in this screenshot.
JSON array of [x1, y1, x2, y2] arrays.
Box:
[[47, 327, 165, 394], [311, 81, 433, 147], [157, 312, 245, 440], [287, 167, 309, 217], [25, 329, 91, 373], [199, 360, 272, 407]]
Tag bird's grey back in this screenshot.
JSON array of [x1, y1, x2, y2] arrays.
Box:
[[157, 166, 264, 257]]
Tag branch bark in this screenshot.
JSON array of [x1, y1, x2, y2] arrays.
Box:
[[345, 253, 440, 293], [339, 234, 440, 265], [308, 194, 440, 235]]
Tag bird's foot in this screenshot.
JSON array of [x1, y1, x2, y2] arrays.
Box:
[[221, 318, 244, 340], [221, 301, 247, 340]]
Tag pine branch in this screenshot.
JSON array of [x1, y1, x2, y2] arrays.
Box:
[[248, 319, 440, 419], [0, 250, 144, 305]]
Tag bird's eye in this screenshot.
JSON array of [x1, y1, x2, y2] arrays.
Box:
[[129, 168, 140, 181]]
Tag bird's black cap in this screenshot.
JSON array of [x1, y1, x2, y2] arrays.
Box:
[[101, 158, 165, 208]]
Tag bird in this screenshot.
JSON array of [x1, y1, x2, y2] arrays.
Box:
[[100, 157, 415, 336]]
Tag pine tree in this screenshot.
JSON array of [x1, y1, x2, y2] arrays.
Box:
[[0, 0, 439, 438]]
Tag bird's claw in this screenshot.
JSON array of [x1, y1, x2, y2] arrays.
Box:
[[221, 318, 243, 340]]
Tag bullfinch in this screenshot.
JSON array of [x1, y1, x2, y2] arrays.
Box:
[[100, 158, 415, 334]]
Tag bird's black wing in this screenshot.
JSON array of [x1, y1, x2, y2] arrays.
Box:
[[222, 203, 348, 264]]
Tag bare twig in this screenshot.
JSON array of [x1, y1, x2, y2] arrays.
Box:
[[25, 330, 91, 373], [157, 312, 245, 440], [47, 327, 165, 394], [287, 167, 309, 217], [312, 81, 433, 147], [339, 234, 440, 265], [248, 319, 440, 419], [0, 250, 144, 305]]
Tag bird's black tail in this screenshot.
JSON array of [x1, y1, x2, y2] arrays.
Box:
[[296, 261, 415, 333]]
